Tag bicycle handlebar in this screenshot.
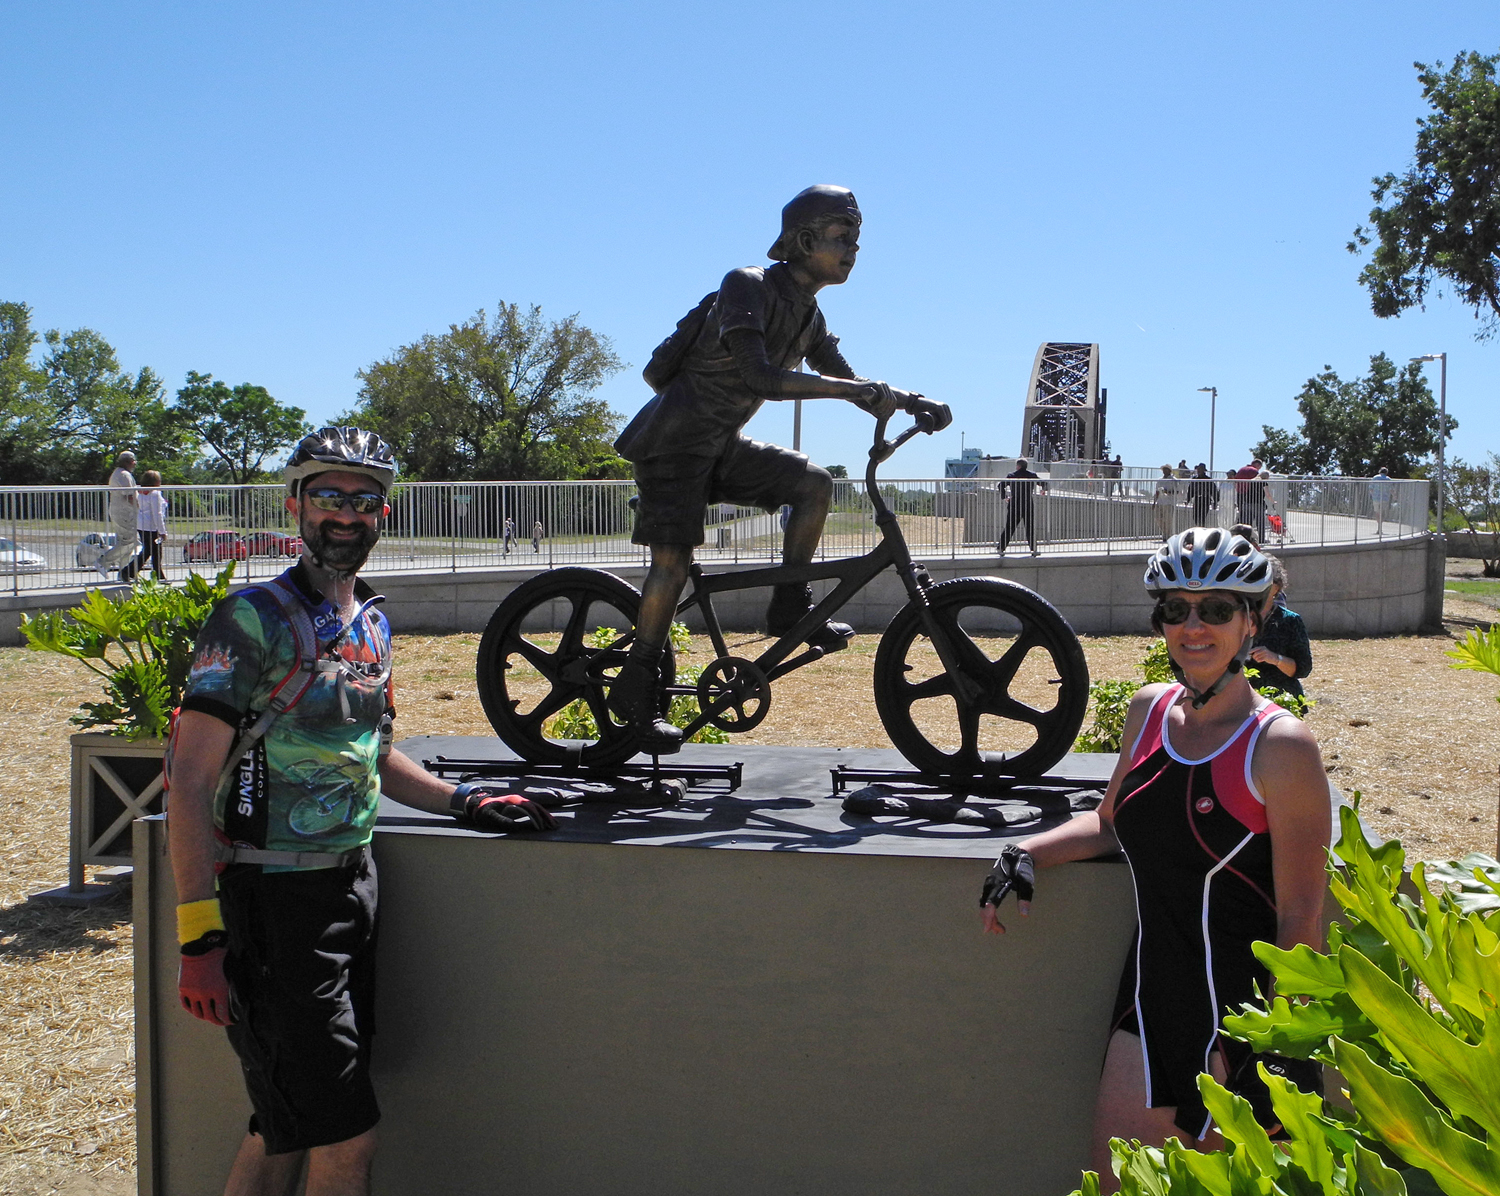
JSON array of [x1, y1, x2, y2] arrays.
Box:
[[865, 414, 936, 513]]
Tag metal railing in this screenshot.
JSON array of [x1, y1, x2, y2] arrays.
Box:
[[0, 475, 1430, 596]]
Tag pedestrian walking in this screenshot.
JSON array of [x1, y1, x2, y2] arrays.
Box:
[[997, 458, 1046, 559]]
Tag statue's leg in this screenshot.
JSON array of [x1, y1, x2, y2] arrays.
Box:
[[780, 465, 832, 567], [636, 544, 693, 651], [767, 464, 851, 651], [609, 543, 692, 754]]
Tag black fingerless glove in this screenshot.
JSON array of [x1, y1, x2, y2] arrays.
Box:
[[451, 782, 558, 832], [979, 844, 1035, 910]]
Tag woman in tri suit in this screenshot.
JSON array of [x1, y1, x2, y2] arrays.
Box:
[[979, 528, 1330, 1191]]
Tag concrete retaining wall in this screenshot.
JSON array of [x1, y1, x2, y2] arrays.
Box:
[[0, 534, 1446, 646]]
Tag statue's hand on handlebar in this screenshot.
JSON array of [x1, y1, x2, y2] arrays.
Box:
[[906, 396, 952, 433], [854, 381, 900, 421]]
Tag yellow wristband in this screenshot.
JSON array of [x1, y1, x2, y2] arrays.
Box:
[[177, 898, 226, 945]]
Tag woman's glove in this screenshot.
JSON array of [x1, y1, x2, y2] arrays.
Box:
[[451, 782, 558, 832], [979, 844, 1035, 911], [1228, 1051, 1324, 1136]]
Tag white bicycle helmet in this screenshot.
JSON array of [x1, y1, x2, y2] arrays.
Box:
[[1143, 528, 1272, 709], [285, 427, 397, 496], [1143, 527, 1272, 597]]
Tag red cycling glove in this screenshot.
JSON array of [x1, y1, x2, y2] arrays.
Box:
[[451, 783, 558, 832], [179, 930, 234, 1026]]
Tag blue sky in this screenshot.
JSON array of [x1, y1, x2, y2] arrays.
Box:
[[3, 1, 1498, 478]]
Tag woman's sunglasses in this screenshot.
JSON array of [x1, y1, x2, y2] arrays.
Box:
[[1154, 596, 1245, 626], [303, 487, 385, 515]]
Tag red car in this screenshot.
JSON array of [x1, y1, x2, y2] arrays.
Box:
[[243, 530, 304, 558], [182, 530, 249, 563]]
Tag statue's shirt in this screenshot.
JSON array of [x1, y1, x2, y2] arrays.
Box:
[[617, 263, 846, 461]]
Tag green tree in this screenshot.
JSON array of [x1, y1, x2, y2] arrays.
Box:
[[827, 463, 849, 479], [348, 303, 625, 481], [1253, 353, 1455, 477], [0, 302, 53, 483], [174, 371, 311, 484], [39, 327, 192, 482], [1350, 51, 1500, 338]]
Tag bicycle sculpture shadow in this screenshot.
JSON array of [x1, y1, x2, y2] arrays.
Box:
[[475, 417, 1092, 781]]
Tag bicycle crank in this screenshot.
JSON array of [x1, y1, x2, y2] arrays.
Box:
[[696, 656, 772, 732]]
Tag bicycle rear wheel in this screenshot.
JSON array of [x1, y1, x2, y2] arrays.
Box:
[[873, 577, 1089, 777], [476, 568, 674, 767]]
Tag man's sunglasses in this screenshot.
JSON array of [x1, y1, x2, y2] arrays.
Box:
[[1154, 596, 1245, 626], [303, 488, 385, 515]]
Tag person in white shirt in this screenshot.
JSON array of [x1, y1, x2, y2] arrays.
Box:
[[100, 451, 141, 578], [1152, 464, 1180, 542], [136, 470, 169, 579]]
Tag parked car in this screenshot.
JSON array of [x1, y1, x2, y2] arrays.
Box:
[[76, 531, 117, 568], [182, 531, 248, 563], [0, 537, 46, 574], [243, 530, 304, 558]]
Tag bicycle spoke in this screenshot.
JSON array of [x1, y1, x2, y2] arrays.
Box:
[[507, 632, 556, 674], [990, 630, 1043, 691], [516, 683, 578, 730], [902, 671, 956, 702], [560, 593, 594, 651]]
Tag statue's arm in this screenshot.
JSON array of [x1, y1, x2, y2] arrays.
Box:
[[723, 328, 876, 402]]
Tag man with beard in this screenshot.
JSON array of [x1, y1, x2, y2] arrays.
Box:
[[166, 427, 554, 1196]]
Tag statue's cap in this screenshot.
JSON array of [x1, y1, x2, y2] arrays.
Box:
[[768, 185, 861, 261]]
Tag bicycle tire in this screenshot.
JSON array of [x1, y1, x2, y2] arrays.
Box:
[[873, 577, 1089, 777], [476, 568, 674, 767]]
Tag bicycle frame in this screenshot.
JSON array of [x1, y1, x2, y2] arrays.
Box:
[[666, 416, 978, 737]]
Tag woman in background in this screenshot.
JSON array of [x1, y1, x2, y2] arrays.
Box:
[[136, 469, 168, 580]]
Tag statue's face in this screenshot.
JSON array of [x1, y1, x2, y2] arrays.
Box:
[[797, 219, 860, 286]]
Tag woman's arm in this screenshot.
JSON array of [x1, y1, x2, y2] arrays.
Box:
[[1254, 716, 1331, 953], [982, 684, 1168, 932]]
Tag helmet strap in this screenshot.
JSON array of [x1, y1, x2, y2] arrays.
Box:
[[1167, 635, 1255, 711]]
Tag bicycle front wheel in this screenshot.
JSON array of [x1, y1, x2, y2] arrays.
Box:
[[873, 578, 1089, 777], [476, 568, 674, 767]]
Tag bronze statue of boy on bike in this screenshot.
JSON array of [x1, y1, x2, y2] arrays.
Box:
[[610, 184, 952, 753]]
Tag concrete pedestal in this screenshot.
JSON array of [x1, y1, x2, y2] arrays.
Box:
[[134, 742, 1135, 1196]]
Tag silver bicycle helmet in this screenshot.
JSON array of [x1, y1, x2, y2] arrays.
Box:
[[1143, 527, 1272, 597], [1143, 528, 1272, 710], [285, 427, 397, 496]]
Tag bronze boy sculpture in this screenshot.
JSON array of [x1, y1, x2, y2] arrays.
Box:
[[611, 185, 950, 753]]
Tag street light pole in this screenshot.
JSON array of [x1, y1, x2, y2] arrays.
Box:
[[1410, 353, 1448, 532], [1197, 387, 1218, 474]]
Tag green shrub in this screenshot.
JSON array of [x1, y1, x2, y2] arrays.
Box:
[[1073, 803, 1500, 1196], [21, 566, 237, 739], [1076, 679, 1141, 753]]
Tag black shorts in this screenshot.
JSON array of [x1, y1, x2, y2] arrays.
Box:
[[220, 852, 380, 1154], [631, 435, 810, 547]]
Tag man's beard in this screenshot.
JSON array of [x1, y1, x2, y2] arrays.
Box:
[[300, 515, 378, 575]]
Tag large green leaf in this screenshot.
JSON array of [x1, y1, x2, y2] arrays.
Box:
[[1340, 948, 1500, 1136], [1199, 1075, 1276, 1175], [1225, 991, 1373, 1056], [1350, 1143, 1408, 1196], [1115, 1142, 1174, 1196], [1267, 1072, 1338, 1190], [1254, 942, 1347, 999], [1332, 1040, 1500, 1196]]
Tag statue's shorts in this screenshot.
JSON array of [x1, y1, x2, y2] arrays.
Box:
[[220, 850, 380, 1154], [631, 435, 810, 547]]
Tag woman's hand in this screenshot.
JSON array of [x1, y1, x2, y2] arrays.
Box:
[[1249, 645, 1294, 676], [979, 844, 1035, 934]]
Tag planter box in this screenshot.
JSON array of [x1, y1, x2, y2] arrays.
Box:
[[69, 732, 167, 890]]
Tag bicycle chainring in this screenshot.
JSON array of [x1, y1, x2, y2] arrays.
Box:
[[695, 656, 772, 732]]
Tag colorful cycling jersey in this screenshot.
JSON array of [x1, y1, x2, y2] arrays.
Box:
[[181, 563, 394, 860]]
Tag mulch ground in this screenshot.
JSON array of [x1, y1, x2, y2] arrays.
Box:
[[3, 582, 1497, 1191]]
